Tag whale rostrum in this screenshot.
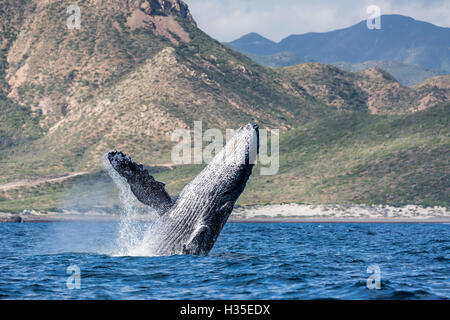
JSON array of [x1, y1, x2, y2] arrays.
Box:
[[105, 123, 259, 256]]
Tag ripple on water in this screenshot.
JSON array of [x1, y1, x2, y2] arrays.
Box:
[[0, 222, 449, 299]]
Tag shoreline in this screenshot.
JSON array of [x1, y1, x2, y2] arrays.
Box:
[[0, 215, 449, 224], [231, 217, 450, 224], [1, 203, 448, 224]]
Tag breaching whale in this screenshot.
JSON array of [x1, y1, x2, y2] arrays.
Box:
[[105, 123, 259, 256]]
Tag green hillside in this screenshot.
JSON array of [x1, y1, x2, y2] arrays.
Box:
[[1, 103, 448, 213], [0, 1, 448, 212], [0, 0, 337, 183], [0, 0, 42, 150], [163, 102, 450, 208], [333, 61, 448, 87]]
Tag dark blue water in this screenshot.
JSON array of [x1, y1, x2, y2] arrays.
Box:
[[0, 222, 448, 299]]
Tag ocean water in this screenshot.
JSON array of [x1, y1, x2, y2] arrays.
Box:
[[0, 222, 448, 300]]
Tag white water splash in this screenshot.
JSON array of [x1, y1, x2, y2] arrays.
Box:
[[101, 124, 259, 257], [101, 154, 160, 256], [125, 216, 173, 256]]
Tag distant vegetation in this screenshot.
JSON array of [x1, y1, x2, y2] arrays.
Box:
[[0, 95, 42, 150], [163, 103, 450, 208], [332, 61, 447, 87], [1, 103, 448, 212], [0, 2, 448, 211]]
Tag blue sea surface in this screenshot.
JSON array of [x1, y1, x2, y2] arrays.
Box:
[[0, 222, 448, 299]]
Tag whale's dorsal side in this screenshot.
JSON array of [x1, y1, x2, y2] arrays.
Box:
[[107, 151, 174, 215]]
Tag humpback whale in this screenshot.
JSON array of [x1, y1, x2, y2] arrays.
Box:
[[105, 123, 259, 256]]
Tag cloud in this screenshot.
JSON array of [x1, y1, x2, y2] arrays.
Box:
[[185, 0, 450, 42]]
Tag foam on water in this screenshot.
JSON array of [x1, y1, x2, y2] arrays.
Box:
[[125, 216, 175, 256]]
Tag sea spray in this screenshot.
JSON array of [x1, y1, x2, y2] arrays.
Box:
[[101, 154, 159, 256], [125, 214, 175, 256]]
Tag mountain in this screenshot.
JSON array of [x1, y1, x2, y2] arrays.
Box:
[[0, 2, 448, 211], [0, 0, 42, 150], [226, 15, 450, 73], [332, 61, 448, 86], [227, 33, 275, 56], [1, 102, 448, 213], [0, 0, 338, 182], [230, 51, 448, 87], [226, 32, 277, 56], [280, 64, 450, 114], [243, 102, 450, 207]]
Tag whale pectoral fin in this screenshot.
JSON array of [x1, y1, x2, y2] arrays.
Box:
[[182, 225, 211, 256], [106, 151, 174, 215]]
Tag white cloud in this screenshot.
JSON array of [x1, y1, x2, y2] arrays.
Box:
[[185, 0, 450, 42]]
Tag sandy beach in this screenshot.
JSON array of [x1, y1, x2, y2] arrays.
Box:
[[232, 204, 450, 220], [1, 204, 449, 223]]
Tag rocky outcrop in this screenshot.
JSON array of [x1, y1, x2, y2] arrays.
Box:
[[138, 0, 195, 24], [126, 8, 192, 44], [0, 213, 22, 223]]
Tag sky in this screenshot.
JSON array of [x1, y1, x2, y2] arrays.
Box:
[[185, 0, 450, 42]]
